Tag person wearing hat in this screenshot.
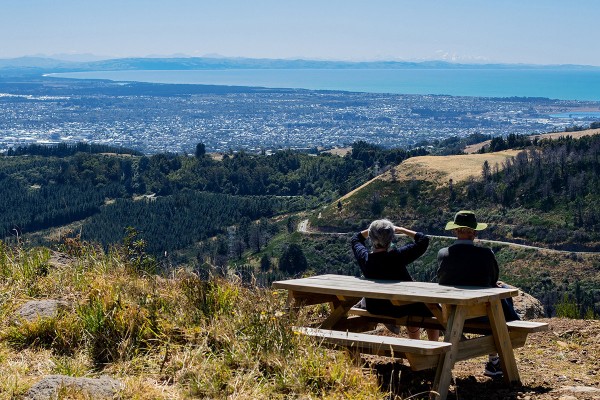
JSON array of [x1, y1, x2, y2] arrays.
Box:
[[351, 219, 439, 341], [437, 210, 497, 287], [437, 210, 519, 378]]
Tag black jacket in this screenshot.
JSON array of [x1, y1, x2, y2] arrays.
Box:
[[351, 231, 431, 317], [437, 240, 499, 287]]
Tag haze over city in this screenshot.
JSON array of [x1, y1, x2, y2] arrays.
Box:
[[2, 0, 600, 66]]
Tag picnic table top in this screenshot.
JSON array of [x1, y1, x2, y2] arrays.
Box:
[[273, 274, 518, 305]]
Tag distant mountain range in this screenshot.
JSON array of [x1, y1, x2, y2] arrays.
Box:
[[2, 56, 600, 75]]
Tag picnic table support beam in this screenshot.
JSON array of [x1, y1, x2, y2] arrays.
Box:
[[320, 298, 360, 329], [488, 298, 521, 385], [431, 304, 467, 400]]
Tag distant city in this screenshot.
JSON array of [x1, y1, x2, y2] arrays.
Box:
[[1, 76, 599, 155]]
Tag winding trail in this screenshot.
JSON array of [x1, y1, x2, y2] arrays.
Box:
[[297, 219, 599, 255]]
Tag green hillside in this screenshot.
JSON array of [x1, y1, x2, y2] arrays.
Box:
[[300, 134, 600, 318], [2, 134, 600, 318]]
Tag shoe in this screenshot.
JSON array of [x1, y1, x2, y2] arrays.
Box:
[[484, 361, 503, 377]]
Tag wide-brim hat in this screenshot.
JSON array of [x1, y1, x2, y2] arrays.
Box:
[[445, 210, 488, 231]]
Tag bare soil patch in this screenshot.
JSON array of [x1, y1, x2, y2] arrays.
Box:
[[367, 318, 600, 399]]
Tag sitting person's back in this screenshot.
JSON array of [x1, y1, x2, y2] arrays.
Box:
[[436, 210, 518, 378], [437, 241, 498, 287], [351, 219, 438, 340]]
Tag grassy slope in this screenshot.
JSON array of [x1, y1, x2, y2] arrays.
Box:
[[1, 244, 599, 399], [0, 244, 381, 399]]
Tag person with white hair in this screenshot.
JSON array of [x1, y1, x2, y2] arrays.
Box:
[[351, 219, 439, 341]]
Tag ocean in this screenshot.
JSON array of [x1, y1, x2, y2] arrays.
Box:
[[51, 68, 600, 102]]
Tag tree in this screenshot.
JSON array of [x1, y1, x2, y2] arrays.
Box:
[[195, 143, 206, 158], [286, 216, 298, 234], [482, 160, 491, 181], [278, 243, 307, 274], [370, 191, 383, 217], [260, 254, 271, 272]]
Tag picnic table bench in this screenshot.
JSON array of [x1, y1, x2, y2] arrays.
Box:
[[273, 274, 548, 400]]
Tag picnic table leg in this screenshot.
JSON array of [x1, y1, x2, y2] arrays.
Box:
[[431, 304, 467, 400], [488, 298, 521, 385], [320, 298, 357, 329]]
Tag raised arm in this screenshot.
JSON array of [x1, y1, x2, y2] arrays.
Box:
[[393, 225, 417, 238]]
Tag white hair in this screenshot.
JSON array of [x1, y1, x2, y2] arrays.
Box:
[[368, 219, 395, 249]]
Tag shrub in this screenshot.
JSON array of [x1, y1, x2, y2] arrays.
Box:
[[3, 313, 80, 355], [177, 274, 239, 323], [77, 290, 161, 365], [555, 294, 579, 319]]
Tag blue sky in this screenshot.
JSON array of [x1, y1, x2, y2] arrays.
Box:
[[2, 0, 599, 66]]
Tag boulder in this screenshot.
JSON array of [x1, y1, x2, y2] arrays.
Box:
[[24, 375, 122, 400], [511, 288, 546, 320], [16, 300, 70, 323]]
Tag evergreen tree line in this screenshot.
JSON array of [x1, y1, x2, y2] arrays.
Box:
[[6, 142, 142, 157], [81, 190, 289, 256], [1, 141, 417, 243], [0, 175, 122, 237]]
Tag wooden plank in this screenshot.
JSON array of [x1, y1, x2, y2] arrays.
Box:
[[411, 332, 531, 370], [347, 307, 547, 336], [426, 303, 445, 326], [273, 275, 518, 306], [288, 290, 337, 306], [463, 319, 549, 334], [405, 353, 444, 371], [488, 298, 521, 385], [295, 327, 452, 356], [330, 316, 379, 332], [457, 331, 529, 361], [389, 300, 413, 306], [505, 320, 549, 332], [347, 307, 444, 330]]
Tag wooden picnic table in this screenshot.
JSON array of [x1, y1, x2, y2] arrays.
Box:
[[273, 274, 546, 400]]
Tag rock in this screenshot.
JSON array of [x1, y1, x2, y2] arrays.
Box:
[[561, 385, 600, 393], [15, 300, 70, 323], [24, 375, 122, 400], [510, 287, 546, 319], [47, 251, 75, 268]]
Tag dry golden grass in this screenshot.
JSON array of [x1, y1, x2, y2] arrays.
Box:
[[338, 150, 519, 202], [389, 150, 520, 185]]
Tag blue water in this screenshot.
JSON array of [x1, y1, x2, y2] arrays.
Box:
[[51, 68, 600, 101]]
